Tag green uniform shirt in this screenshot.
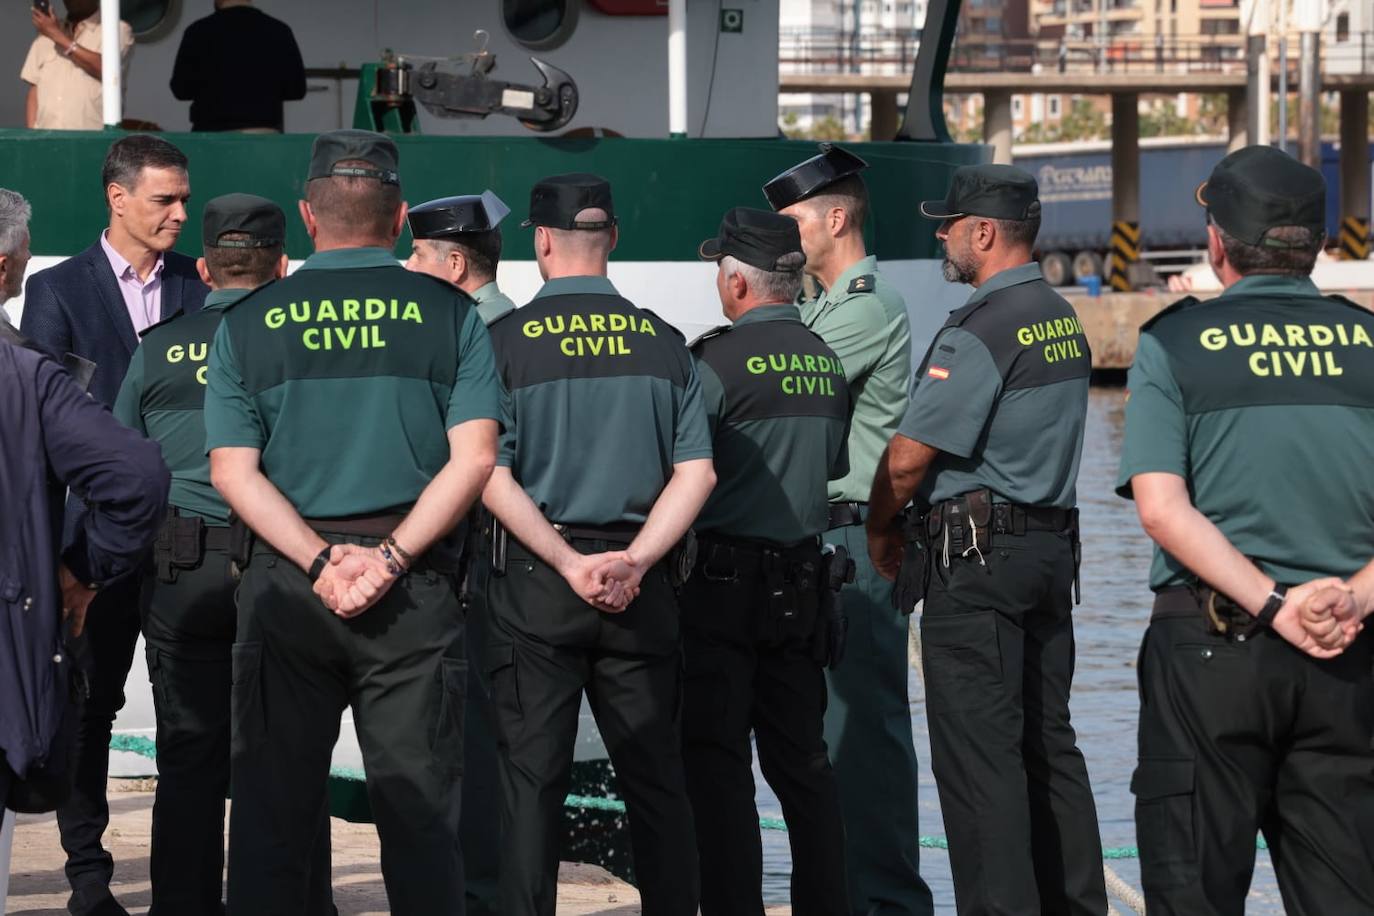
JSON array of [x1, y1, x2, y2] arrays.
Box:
[[113, 288, 246, 526], [1117, 274, 1374, 589], [203, 247, 503, 518], [471, 280, 516, 326], [691, 304, 850, 544], [900, 263, 1091, 509], [490, 275, 712, 526], [800, 255, 910, 504]]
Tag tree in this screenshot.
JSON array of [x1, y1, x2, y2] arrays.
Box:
[[780, 111, 851, 141], [1139, 99, 1201, 138]]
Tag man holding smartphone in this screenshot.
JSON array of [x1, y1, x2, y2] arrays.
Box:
[[22, 0, 133, 131]]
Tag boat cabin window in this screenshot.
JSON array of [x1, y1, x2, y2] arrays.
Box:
[[122, 0, 178, 38], [503, 0, 580, 50]]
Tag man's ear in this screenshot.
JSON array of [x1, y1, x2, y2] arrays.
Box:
[[973, 218, 997, 252], [1205, 223, 1226, 275], [448, 247, 468, 286], [391, 201, 409, 243], [196, 257, 213, 286], [275, 253, 290, 279], [827, 206, 847, 238], [107, 183, 126, 219], [298, 200, 318, 241]]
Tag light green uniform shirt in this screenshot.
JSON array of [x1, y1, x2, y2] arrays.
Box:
[[471, 280, 516, 325], [800, 255, 911, 504]]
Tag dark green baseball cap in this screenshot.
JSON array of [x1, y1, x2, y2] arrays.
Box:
[[698, 207, 804, 272], [1195, 145, 1325, 247], [920, 163, 1041, 221], [202, 193, 285, 249], [307, 129, 399, 186]]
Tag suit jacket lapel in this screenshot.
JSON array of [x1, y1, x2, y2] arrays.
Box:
[[161, 269, 182, 322], [85, 246, 138, 355]]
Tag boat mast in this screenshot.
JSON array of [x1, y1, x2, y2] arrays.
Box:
[[101, 0, 121, 127]]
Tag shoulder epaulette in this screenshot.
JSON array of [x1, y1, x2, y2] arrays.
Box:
[[487, 307, 519, 330], [1139, 295, 1202, 333], [687, 324, 730, 350], [639, 307, 686, 342], [847, 274, 875, 294], [137, 308, 187, 340]]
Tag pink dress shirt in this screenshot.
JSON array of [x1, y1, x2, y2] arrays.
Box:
[[100, 230, 165, 335]]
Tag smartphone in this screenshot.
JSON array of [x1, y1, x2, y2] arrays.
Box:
[[33, 0, 52, 14]]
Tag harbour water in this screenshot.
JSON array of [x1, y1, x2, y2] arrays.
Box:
[[755, 387, 1288, 912]]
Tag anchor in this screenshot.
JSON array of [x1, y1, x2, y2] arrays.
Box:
[[372, 32, 579, 133]]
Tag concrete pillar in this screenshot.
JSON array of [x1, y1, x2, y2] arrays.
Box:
[[983, 90, 1013, 164], [1109, 93, 1141, 292], [1298, 29, 1322, 168], [1338, 89, 1372, 259], [870, 90, 899, 141], [1246, 34, 1270, 147], [1227, 87, 1249, 152]]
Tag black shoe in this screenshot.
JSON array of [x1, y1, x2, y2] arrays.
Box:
[[67, 886, 130, 916]]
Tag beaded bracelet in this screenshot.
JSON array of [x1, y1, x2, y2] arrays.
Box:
[[385, 536, 415, 566]]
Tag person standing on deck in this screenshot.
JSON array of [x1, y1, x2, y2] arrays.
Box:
[[867, 164, 1107, 915], [1117, 146, 1374, 916], [766, 143, 932, 916]]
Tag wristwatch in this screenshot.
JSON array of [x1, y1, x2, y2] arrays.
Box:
[[308, 546, 333, 583], [1255, 585, 1288, 628], [62, 42, 78, 59]]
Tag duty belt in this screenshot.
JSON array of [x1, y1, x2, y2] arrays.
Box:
[[925, 501, 1074, 539], [503, 522, 638, 562], [827, 501, 865, 529], [1151, 584, 1287, 643], [301, 513, 408, 539], [696, 533, 821, 583]]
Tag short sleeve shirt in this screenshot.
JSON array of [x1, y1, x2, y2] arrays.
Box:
[[489, 275, 712, 526], [800, 256, 910, 504], [1117, 275, 1374, 589], [204, 247, 502, 518], [114, 288, 243, 525], [900, 263, 1092, 508], [21, 14, 134, 130]]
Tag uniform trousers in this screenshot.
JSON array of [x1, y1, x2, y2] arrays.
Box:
[[821, 518, 932, 916], [57, 576, 142, 914], [460, 552, 501, 916], [484, 539, 699, 916], [920, 529, 1106, 916], [1134, 612, 1374, 916], [680, 552, 847, 916], [141, 541, 334, 916], [226, 539, 466, 916]]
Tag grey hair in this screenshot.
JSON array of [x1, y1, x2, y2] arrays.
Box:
[[721, 252, 805, 304], [0, 188, 32, 258]]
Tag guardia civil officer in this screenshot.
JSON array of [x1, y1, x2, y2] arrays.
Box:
[[1117, 146, 1374, 915], [114, 194, 336, 916], [403, 187, 514, 916], [480, 173, 715, 916], [867, 164, 1107, 915], [406, 190, 516, 324], [765, 144, 930, 915], [204, 130, 503, 915], [682, 207, 850, 916]]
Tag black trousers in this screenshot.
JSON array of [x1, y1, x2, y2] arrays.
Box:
[[484, 542, 699, 916], [141, 543, 334, 916], [226, 542, 466, 916], [460, 555, 501, 916], [57, 575, 141, 913], [920, 529, 1106, 916], [1134, 612, 1374, 916], [679, 560, 847, 916]]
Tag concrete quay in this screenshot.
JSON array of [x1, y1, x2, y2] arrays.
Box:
[[3, 781, 793, 915]]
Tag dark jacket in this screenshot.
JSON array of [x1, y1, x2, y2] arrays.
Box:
[[20, 241, 209, 409], [0, 338, 169, 778], [170, 6, 307, 131]]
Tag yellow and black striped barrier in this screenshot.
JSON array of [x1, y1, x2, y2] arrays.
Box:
[[1339, 216, 1370, 260], [1108, 221, 1140, 292]]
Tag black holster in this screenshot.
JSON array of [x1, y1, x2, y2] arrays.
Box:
[[815, 543, 855, 668], [667, 529, 698, 589], [489, 516, 508, 577], [153, 510, 205, 584], [228, 512, 254, 581], [893, 507, 929, 616]]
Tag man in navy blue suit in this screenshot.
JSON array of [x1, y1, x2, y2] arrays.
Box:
[[21, 133, 208, 916]]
